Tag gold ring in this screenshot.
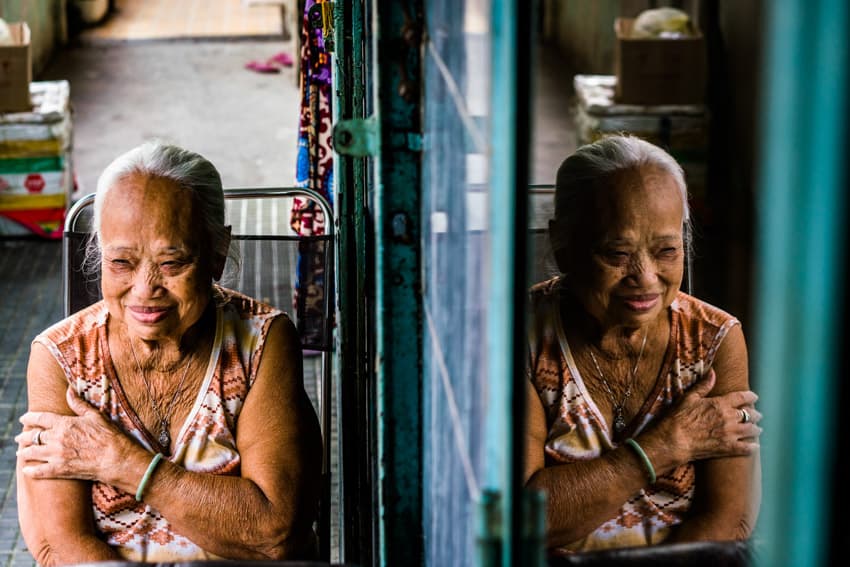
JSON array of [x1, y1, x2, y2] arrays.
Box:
[[739, 408, 751, 424], [32, 429, 43, 446]]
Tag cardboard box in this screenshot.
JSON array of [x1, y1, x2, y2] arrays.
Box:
[[0, 22, 32, 113], [614, 18, 705, 105]]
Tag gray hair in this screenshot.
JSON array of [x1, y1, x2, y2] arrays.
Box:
[[552, 134, 692, 252], [85, 141, 236, 279]]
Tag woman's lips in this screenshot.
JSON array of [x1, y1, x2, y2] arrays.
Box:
[[128, 306, 170, 324], [621, 294, 660, 312]]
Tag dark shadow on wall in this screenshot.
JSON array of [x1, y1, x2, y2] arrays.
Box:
[[699, 0, 764, 334]]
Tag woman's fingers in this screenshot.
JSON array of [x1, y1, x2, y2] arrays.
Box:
[[13, 427, 46, 448], [669, 384, 763, 461], [741, 406, 763, 424], [19, 454, 97, 480], [725, 390, 758, 407], [18, 411, 60, 430]]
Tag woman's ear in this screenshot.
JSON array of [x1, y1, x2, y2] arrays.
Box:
[[212, 226, 232, 281]]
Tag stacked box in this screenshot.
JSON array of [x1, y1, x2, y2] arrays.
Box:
[[614, 18, 706, 106], [0, 80, 72, 238], [572, 74, 712, 226], [0, 22, 32, 112]]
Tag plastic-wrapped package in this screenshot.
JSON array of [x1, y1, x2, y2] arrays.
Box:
[[0, 81, 73, 238], [631, 7, 697, 39]]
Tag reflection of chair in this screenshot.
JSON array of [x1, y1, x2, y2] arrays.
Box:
[[63, 187, 335, 561]]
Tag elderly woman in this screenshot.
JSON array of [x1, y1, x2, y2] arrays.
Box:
[[15, 142, 322, 564], [525, 135, 762, 553]]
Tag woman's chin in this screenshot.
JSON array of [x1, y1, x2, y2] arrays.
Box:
[[123, 319, 177, 342]]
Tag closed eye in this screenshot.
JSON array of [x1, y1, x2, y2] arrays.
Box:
[[601, 251, 631, 266]]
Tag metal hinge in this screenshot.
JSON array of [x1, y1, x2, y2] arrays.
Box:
[[334, 117, 422, 156], [333, 116, 378, 157]]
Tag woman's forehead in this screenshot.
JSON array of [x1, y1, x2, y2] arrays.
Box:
[[100, 174, 200, 246], [596, 168, 681, 213]]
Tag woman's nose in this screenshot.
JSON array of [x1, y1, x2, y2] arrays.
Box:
[[132, 262, 164, 296], [626, 253, 659, 285]]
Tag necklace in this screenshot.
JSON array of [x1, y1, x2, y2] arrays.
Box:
[[128, 338, 192, 455], [588, 332, 648, 436]]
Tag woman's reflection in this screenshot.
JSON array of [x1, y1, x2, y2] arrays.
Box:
[[524, 135, 761, 554]]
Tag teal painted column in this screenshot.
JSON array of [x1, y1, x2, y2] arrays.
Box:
[[371, 0, 424, 565], [753, 1, 848, 566], [487, 0, 536, 565]]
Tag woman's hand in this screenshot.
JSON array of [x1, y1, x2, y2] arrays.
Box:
[[649, 369, 762, 466], [16, 387, 134, 485]]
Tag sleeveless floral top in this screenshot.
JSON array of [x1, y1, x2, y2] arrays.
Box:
[[527, 277, 739, 552], [34, 286, 285, 561]]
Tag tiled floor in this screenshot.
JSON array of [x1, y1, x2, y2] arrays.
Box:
[[0, 240, 64, 567], [81, 0, 286, 40]]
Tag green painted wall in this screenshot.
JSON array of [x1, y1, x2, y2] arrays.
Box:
[[1, 0, 64, 75]]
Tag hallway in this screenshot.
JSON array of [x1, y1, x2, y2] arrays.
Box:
[[50, 0, 301, 198]]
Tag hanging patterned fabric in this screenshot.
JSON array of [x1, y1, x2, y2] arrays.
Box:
[[293, 0, 333, 229], [292, 0, 334, 349]]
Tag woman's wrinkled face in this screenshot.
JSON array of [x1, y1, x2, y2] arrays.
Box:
[[564, 166, 685, 330], [99, 173, 213, 343]]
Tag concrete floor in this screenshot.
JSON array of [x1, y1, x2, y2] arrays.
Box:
[[39, 36, 301, 198]]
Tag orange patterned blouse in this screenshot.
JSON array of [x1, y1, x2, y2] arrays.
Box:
[[34, 286, 285, 561], [527, 277, 739, 552]]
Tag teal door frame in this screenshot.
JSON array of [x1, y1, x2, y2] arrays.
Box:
[[752, 0, 848, 566], [485, 0, 541, 565], [333, 0, 375, 563], [370, 1, 425, 565]]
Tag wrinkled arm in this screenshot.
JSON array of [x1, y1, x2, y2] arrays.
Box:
[[16, 342, 119, 567], [19, 317, 323, 560], [143, 315, 323, 558], [666, 324, 762, 543], [523, 380, 684, 548], [523, 325, 761, 549]]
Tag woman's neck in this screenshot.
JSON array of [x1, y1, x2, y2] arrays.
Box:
[[560, 294, 660, 359], [121, 303, 215, 372]]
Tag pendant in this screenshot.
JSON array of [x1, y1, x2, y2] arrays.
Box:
[[158, 421, 171, 451], [613, 408, 627, 435]]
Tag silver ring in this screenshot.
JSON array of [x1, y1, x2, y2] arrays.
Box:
[[32, 429, 43, 446], [739, 408, 751, 424]]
